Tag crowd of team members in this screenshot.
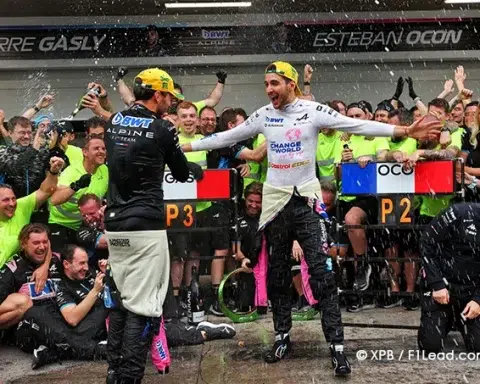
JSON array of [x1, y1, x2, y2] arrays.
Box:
[[0, 63, 480, 370]]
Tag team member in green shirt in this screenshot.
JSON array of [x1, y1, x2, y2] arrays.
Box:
[[0, 156, 65, 268], [316, 128, 343, 182], [48, 137, 108, 253], [407, 99, 463, 222], [174, 101, 231, 315], [334, 102, 390, 312], [383, 108, 421, 310]]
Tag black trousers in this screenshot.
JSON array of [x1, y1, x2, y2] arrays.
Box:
[[16, 304, 107, 359], [107, 307, 159, 381], [264, 195, 344, 344], [418, 293, 480, 353]]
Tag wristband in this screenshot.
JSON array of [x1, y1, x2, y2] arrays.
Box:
[[49, 170, 60, 176], [303, 81, 311, 86], [413, 97, 421, 103], [33, 105, 40, 112]]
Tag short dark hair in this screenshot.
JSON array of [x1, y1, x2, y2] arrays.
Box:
[[78, 193, 101, 207], [320, 180, 337, 195], [18, 223, 50, 244], [328, 100, 346, 113], [8, 116, 31, 132], [245, 182, 263, 198], [199, 106, 217, 118], [61, 244, 83, 264], [465, 101, 479, 109], [133, 77, 167, 101], [388, 108, 413, 126], [428, 98, 450, 114], [219, 108, 246, 131], [85, 116, 106, 133]]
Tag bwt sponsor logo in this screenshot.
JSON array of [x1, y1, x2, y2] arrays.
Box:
[[199, 30, 235, 46], [202, 30, 230, 39], [313, 29, 462, 48], [270, 141, 302, 153], [265, 116, 284, 123], [111, 113, 154, 128]]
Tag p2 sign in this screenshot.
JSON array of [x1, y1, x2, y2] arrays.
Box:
[[378, 195, 414, 226]]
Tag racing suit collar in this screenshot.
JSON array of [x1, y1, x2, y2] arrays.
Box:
[[280, 98, 300, 112], [132, 103, 160, 119]]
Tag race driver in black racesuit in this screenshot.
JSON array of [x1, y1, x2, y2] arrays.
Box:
[[419, 203, 480, 353], [103, 68, 203, 384]]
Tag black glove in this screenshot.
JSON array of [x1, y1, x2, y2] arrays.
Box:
[[187, 162, 204, 181], [70, 174, 92, 192], [405, 77, 418, 100], [216, 70, 227, 84], [392, 77, 404, 100], [115, 67, 129, 82]]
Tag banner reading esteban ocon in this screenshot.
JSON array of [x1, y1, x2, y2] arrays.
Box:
[[1, 18, 479, 59]]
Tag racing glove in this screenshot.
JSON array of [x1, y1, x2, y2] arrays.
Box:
[[392, 77, 404, 100], [115, 67, 129, 82], [70, 174, 92, 192], [188, 162, 204, 181], [216, 70, 227, 84], [405, 77, 419, 100]]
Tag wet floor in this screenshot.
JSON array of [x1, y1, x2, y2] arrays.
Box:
[[3, 308, 480, 384]]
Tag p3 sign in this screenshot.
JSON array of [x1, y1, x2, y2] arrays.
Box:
[[379, 195, 414, 226], [164, 203, 196, 228]]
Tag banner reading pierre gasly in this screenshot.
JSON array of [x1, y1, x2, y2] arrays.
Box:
[[0, 18, 479, 60]]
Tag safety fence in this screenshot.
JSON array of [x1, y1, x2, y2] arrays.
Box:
[[163, 161, 466, 328], [336, 159, 464, 330]]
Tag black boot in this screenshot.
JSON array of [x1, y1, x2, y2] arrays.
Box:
[[264, 333, 291, 364], [330, 344, 351, 376]]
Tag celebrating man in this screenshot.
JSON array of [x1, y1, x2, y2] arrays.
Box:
[[182, 61, 442, 377], [104, 68, 202, 384]]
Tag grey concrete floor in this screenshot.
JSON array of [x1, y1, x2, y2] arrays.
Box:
[[2, 308, 480, 384]]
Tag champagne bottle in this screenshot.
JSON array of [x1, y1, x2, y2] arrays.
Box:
[[187, 266, 205, 325], [70, 87, 101, 118]]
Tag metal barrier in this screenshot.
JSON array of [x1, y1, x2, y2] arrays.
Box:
[[163, 168, 240, 262], [334, 159, 465, 330]]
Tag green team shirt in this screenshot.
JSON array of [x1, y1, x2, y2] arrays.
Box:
[[65, 145, 83, 166], [388, 137, 417, 155], [0, 192, 36, 268], [420, 128, 463, 218], [316, 131, 342, 181], [335, 135, 390, 202], [244, 134, 267, 189], [178, 133, 211, 212], [49, 163, 109, 230], [193, 100, 207, 116]]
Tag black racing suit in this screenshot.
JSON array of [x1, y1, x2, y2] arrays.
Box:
[[264, 194, 343, 344], [232, 209, 261, 311], [0, 254, 104, 359], [77, 220, 109, 267], [104, 104, 190, 382], [418, 203, 480, 353]]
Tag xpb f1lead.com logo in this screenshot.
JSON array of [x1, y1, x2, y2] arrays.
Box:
[[356, 349, 480, 361]]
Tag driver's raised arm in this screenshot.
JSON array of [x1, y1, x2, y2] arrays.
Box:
[[184, 110, 262, 153]]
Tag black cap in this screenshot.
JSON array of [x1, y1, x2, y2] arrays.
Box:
[[376, 100, 395, 113], [358, 100, 373, 114], [347, 102, 370, 115], [54, 120, 75, 136]]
